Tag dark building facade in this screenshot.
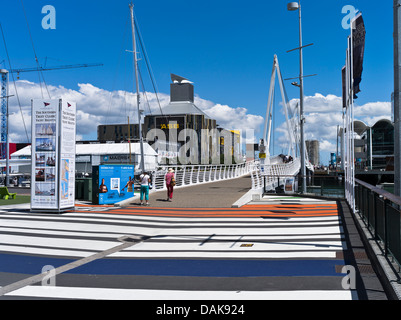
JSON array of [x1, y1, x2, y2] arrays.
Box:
[[143, 74, 221, 164], [97, 124, 140, 143], [144, 74, 217, 134]]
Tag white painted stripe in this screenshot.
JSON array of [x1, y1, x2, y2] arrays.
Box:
[[0, 218, 340, 230], [260, 199, 333, 203], [3, 286, 354, 300], [118, 241, 345, 252], [0, 227, 344, 242], [0, 244, 338, 259], [108, 250, 339, 259], [157, 234, 344, 241], [0, 219, 342, 236], [0, 231, 344, 252], [261, 196, 335, 202], [0, 227, 129, 239], [0, 245, 94, 257], [0, 219, 160, 237], [0, 234, 118, 252], [140, 226, 343, 236], [0, 213, 341, 226]]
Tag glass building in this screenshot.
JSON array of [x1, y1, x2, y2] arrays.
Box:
[[353, 119, 394, 170]]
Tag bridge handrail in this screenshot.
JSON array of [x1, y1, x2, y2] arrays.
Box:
[[250, 158, 301, 191], [150, 161, 254, 191], [354, 178, 401, 275], [355, 178, 401, 207]]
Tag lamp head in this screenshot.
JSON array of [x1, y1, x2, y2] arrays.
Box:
[[291, 82, 300, 87], [287, 2, 300, 11]]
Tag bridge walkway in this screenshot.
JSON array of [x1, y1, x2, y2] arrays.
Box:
[[0, 177, 390, 300], [136, 175, 253, 208]]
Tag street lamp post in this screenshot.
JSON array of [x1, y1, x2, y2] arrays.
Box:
[[288, 1, 307, 193]]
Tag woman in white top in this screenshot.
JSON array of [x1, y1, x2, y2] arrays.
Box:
[[139, 172, 151, 206]]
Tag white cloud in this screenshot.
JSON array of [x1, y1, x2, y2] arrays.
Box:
[[354, 101, 391, 126], [7, 80, 263, 144], [275, 93, 391, 164], [303, 93, 343, 113], [319, 140, 337, 153], [202, 103, 264, 134]]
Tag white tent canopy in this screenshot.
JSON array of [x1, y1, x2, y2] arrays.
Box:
[[8, 142, 158, 173], [11, 142, 157, 158]]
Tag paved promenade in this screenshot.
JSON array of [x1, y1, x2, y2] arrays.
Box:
[[141, 175, 252, 208], [0, 177, 390, 300]]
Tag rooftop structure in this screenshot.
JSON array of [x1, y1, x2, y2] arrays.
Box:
[[339, 119, 394, 171]]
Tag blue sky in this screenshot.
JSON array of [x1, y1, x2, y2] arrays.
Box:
[[0, 0, 395, 164]]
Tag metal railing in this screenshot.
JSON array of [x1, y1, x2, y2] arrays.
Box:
[[150, 162, 254, 191], [251, 158, 301, 191], [304, 175, 345, 198], [251, 163, 345, 199], [354, 178, 401, 273]]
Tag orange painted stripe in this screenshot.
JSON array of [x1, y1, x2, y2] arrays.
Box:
[[97, 212, 339, 218], [73, 202, 339, 218], [75, 204, 114, 207], [110, 206, 338, 211], [108, 210, 338, 216], [240, 206, 337, 210], [97, 208, 339, 218], [244, 205, 337, 207]]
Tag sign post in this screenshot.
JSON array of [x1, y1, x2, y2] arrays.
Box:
[[31, 99, 76, 212]]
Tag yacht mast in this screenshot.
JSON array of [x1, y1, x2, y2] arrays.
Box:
[[129, 3, 145, 173]]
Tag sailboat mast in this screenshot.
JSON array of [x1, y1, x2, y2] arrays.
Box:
[[129, 3, 145, 173], [128, 116, 132, 164]]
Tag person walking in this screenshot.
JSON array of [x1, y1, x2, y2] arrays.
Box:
[[139, 171, 151, 206], [165, 168, 175, 202]]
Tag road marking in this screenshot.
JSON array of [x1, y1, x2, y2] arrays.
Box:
[[3, 286, 355, 300], [0, 235, 147, 297]]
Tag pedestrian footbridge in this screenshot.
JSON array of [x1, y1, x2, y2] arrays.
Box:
[[149, 156, 305, 195]]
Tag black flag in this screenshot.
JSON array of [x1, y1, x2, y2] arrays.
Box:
[[342, 66, 347, 108], [352, 13, 366, 98]]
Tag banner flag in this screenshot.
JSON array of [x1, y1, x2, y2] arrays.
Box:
[[342, 66, 347, 108], [352, 13, 366, 98]]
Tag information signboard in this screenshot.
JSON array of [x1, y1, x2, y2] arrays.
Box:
[[59, 101, 76, 209], [92, 165, 135, 205], [31, 99, 76, 212]]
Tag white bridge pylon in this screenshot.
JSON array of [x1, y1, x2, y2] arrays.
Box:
[[255, 55, 313, 191], [262, 55, 300, 165]]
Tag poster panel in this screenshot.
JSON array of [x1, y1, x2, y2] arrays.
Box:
[[92, 165, 135, 205], [31, 99, 59, 210], [59, 101, 76, 209], [284, 178, 295, 193], [31, 99, 76, 212]]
